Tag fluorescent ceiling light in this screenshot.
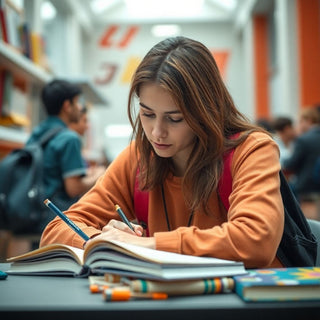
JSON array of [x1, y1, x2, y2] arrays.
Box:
[[151, 25, 181, 37], [41, 1, 57, 20], [124, 0, 204, 17], [90, 0, 119, 14]]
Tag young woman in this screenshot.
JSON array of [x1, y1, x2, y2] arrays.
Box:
[[40, 37, 284, 268]]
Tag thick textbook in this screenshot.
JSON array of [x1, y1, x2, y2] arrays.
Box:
[[234, 267, 320, 302], [6, 239, 247, 280]]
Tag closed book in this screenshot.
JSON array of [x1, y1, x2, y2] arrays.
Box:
[[6, 239, 247, 281], [0, 0, 8, 42], [234, 267, 320, 302], [18, 22, 31, 58], [5, 1, 22, 49], [0, 70, 5, 114]]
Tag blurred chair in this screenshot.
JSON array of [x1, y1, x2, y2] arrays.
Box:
[[308, 219, 320, 266]]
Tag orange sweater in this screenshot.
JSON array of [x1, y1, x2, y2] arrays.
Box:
[[40, 131, 284, 269]]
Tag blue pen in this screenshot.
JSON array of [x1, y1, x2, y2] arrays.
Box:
[[44, 199, 90, 241]]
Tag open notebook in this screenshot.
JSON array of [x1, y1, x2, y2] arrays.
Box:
[[7, 239, 247, 280]]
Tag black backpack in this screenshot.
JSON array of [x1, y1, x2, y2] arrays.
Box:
[[276, 170, 318, 266], [0, 127, 63, 234]]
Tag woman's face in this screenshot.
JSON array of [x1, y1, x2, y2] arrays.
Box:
[[139, 82, 196, 175]]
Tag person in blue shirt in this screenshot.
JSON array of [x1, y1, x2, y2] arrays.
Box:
[[26, 79, 105, 229]]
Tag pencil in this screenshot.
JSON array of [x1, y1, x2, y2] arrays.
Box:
[[114, 204, 134, 231], [44, 199, 90, 241]]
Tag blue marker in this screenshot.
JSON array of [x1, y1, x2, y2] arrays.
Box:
[[44, 199, 90, 241]]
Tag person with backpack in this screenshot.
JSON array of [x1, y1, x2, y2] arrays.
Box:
[[26, 79, 105, 230], [40, 37, 316, 268]]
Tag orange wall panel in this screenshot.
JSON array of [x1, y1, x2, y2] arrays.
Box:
[[253, 15, 270, 119], [297, 0, 320, 107]]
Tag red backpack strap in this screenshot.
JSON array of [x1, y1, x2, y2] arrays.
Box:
[[217, 133, 239, 211], [134, 168, 149, 236], [217, 149, 234, 211]]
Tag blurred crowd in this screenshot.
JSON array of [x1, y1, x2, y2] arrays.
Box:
[[256, 105, 320, 220]]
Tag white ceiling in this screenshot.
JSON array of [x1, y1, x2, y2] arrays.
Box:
[[46, 0, 264, 37], [83, 0, 241, 24]]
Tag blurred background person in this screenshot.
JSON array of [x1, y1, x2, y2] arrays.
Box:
[[272, 116, 297, 167], [27, 80, 105, 218], [69, 104, 107, 182], [69, 105, 89, 138], [282, 107, 320, 219], [255, 118, 274, 134]]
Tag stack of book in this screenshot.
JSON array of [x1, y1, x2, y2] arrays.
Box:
[[6, 239, 247, 281], [7, 239, 320, 301]]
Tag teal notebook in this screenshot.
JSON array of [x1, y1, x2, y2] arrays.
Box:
[[234, 267, 320, 302]]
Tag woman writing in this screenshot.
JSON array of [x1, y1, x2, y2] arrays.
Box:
[[40, 36, 284, 269]]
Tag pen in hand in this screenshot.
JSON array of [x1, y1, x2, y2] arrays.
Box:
[[114, 204, 135, 232], [44, 199, 90, 241]]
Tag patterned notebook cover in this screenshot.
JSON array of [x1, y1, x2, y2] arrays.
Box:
[[234, 267, 320, 302]]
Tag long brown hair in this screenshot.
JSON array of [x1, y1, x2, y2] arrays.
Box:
[[128, 36, 265, 213]]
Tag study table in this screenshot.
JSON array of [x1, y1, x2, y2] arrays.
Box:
[[0, 263, 319, 320]]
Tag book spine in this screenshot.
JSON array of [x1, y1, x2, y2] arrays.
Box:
[[130, 278, 234, 296], [18, 22, 31, 59], [0, 4, 8, 43], [1, 71, 13, 116], [0, 70, 5, 115]]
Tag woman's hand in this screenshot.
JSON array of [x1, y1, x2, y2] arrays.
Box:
[[103, 218, 144, 236], [84, 219, 156, 249]]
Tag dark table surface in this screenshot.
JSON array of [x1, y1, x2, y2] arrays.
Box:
[[0, 263, 319, 320]]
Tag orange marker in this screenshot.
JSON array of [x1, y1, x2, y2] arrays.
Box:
[[90, 284, 110, 294], [103, 287, 168, 301]]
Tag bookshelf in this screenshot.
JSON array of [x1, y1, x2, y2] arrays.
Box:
[[0, 42, 108, 104], [0, 41, 108, 157], [0, 41, 50, 84], [0, 0, 108, 159], [0, 40, 49, 157]]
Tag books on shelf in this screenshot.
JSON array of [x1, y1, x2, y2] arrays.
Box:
[[0, 69, 29, 128], [0, 0, 49, 70], [6, 239, 247, 280], [18, 22, 31, 59], [0, 0, 9, 43], [30, 31, 43, 65], [1, 69, 13, 116], [234, 267, 320, 302], [5, 0, 23, 50], [0, 69, 6, 115], [0, 0, 23, 49]]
